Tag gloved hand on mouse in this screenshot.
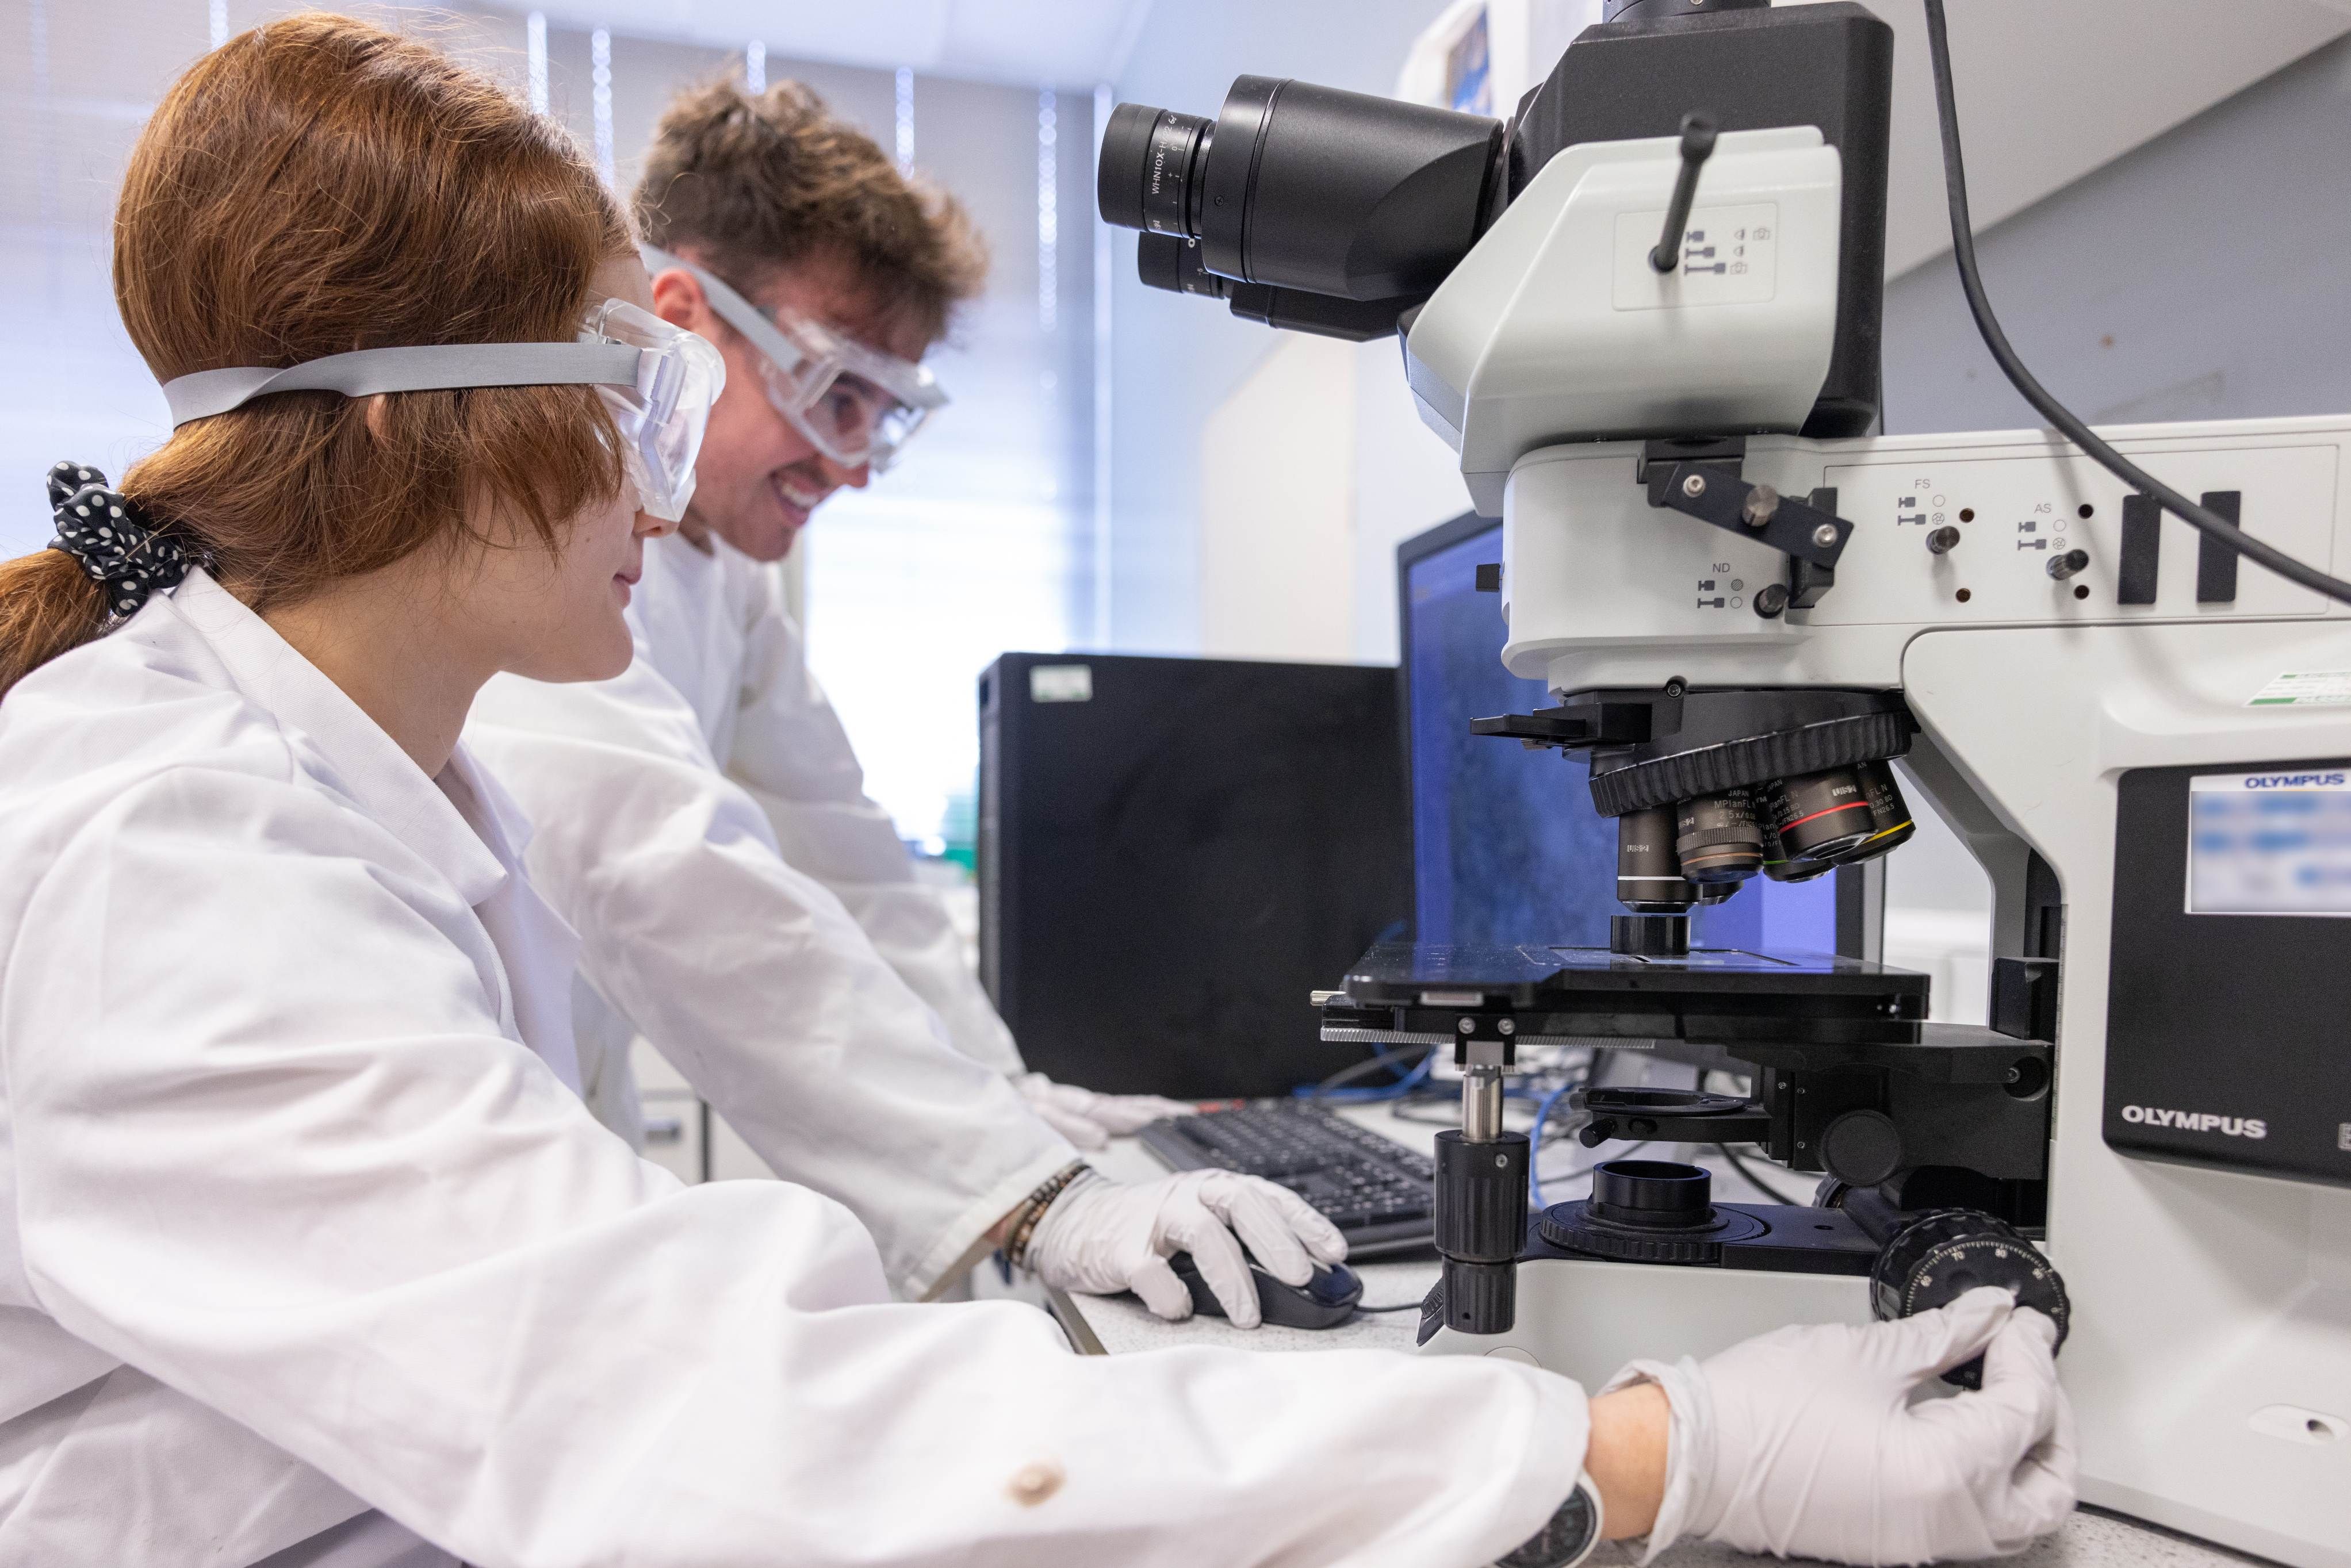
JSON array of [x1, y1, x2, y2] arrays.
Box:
[[1021, 1168, 1347, 1327], [1601, 1285, 2077, 1566]]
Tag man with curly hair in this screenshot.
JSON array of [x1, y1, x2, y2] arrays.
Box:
[[466, 75, 1335, 1322]]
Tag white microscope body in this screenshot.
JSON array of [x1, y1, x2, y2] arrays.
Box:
[[1404, 125, 2351, 1568]]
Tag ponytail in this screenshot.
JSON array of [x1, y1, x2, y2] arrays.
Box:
[[0, 462, 202, 701], [0, 547, 109, 700]]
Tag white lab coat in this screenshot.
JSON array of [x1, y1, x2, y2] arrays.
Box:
[[0, 570, 1590, 1568], [629, 532, 1023, 1072], [467, 531, 1069, 1295]]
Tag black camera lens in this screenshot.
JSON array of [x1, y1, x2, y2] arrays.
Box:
[[1616, 805, 1696, 912], [1100, 78, 1502, 302], [1828, 759, 1916, 865], [1760, 769, 1877, 862], [1099, 103, 1214, 239], [1675, 788, 1763, 884]]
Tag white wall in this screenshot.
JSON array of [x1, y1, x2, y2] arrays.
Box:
[[1351, 337, 1486, 664], [1197, 336, 1360, 660]]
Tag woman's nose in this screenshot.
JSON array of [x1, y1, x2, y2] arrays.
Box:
[[635, 507, 679, 539]]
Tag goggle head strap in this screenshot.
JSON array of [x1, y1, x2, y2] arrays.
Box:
[[642, 245, 809, 379], [162, 342, 646, 428]]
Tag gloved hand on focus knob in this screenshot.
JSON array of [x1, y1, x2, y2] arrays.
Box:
[[1022, 1168, 1347, 1328], [1606, 1285, 2077, 1566], [1016, 1071, 1196, 1151]]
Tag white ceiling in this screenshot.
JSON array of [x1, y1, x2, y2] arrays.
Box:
[[478, 0, 1157, 87], [477, 0, 2351, 278]]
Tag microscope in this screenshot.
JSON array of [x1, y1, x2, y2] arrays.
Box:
[[1100, 3, 2351, 1564]]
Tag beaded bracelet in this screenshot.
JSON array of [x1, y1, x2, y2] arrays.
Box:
[[1004, 1160, 1093, 1270]]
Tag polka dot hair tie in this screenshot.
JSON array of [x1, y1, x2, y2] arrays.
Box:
[[45, 461, 196, 620]]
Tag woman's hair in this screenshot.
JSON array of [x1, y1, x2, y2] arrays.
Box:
[[0, 11, 632, 698], [635, 75, 987, 344]]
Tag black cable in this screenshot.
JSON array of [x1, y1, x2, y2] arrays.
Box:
[[1714, 1143, 1804, 1205], [1921, 0, 2351, 608], [1354, 1299, 1430, 1313]]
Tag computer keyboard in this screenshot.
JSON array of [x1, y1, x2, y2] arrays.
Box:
[[1138, 1102, 1437, 1256]]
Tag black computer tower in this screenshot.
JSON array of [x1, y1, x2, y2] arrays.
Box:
[[979, 653, 1410, 1099]]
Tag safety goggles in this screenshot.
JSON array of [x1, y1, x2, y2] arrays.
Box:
[[643, 245, 946, 474], [159, 298, 725, 522]]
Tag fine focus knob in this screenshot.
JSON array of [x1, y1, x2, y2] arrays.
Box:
[[1870, 1209, 2071, 1387]]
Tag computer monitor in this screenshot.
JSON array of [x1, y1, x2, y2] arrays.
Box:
[[1397, 512, 1854, 954]]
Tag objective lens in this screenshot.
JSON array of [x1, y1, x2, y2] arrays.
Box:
[[1759, 813, 1835, 883], [1829, 760, 1917, 865], [1674, 788, 1763, 884], [1617, 805, 1697, 911], [1760, 769, 1876, 861]]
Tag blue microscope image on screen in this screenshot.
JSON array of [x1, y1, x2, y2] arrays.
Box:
[[1403, 524, 1836, 954]]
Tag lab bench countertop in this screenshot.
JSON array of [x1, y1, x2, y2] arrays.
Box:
[[1060, 1106, 2267, 1568]]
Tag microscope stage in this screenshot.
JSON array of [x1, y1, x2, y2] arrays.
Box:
[[1333, 941, 1933, 1053]]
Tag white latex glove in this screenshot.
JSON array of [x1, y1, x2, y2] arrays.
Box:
[[1016, 1071, 1195, 1151], [1607, 1286, 2076, 1566], [1023, 1169, 1347, 1328]]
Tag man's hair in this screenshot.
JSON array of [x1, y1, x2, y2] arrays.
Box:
[[635, 76, 987, 343]]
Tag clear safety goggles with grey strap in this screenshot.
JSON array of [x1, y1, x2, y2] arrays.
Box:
[[160, 298, 723, 522], [643, 246, 946, 474]]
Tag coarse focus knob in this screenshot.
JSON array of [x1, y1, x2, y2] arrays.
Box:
[[1433, 1130, 1531, 1261], [1870, 1209, 2071, 1388]]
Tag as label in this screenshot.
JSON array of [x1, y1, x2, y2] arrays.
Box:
[[2249, 670, 2351, 707], [1028, 664, 1093, 703]]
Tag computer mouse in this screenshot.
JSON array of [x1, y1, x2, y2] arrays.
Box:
[[1166, 1249, 1364, 1329]]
